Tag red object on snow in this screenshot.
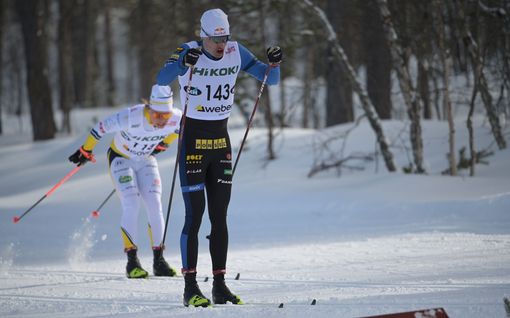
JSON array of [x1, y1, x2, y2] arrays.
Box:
[[360, 308, 449, 318]]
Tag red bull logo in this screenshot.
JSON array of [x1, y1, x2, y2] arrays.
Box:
[[214, 27, 226, 35]]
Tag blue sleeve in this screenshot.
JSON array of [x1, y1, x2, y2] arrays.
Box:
[[239, 43, 280, 86], [156, 44, 191, 85]]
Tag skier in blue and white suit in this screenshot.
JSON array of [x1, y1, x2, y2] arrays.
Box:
[[156, 8, 282, 307]]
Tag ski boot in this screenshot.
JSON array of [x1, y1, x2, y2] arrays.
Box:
[[153, 247, 177, 277], [183, 273, 211, 307], [212, 274, 244, 305], [125, 248, 148, 279]]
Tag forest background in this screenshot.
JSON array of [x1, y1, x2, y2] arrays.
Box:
[[1, 0, 509, 176]]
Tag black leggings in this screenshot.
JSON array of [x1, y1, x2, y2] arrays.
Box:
[[179, 117, 232, 274]]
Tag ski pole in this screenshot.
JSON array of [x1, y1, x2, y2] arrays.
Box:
[[91, 189, 116, 218], [13, 165, 83, 223], [232, 65, 274, 176], [161, 67, 194, 246]]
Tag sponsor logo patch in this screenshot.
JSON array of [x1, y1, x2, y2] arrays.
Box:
[[195, 104, 232, 114], [186, 154, 203, 164], [192, 66, 239, 77], [184, 86, 202, 96], [226, 46, 236, 54], [195, 138, 227, 150], [119, 175, 133, 183]]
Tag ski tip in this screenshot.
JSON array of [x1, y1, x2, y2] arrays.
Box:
[[13, 216, 20, 224], [235, 273, 240, 280], [91, 211, 100, 218], [311, 299, 317, 305], [278, 303, 284, 308]]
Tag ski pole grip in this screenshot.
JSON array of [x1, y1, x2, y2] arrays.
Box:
[[79, 147, 96, 163]]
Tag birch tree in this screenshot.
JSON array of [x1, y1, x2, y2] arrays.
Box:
[[454, 0, 507, 150], [376, 0, 425, 173], [432, 0, 456, 176], [301, 0, 397, 172]]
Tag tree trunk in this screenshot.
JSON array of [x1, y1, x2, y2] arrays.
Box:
[[279, 76, 287, 128], [325, 0, 353, 126], [258, 0, 275, 160], [277, 0, 290, 129], [11, 43, 24, 132], [414, 3, 432, 120], [326, 45, 353, 126], [454, 0, 507, 150], [134, 0, 159, 99], [364, 0, 392, 120], [125, 42, 136, 103], [71, 0, 98, 108], [0, 0, 4, 135], [58, 0, 75, 134], [431, 70, 442, 120], [433, 0, 456, 176], [418, 60, 432, 120], [302, 47, 314, 128], [104, 2, 116, 106], [467, 85, 478, 176], [377, 0, 426, 173], [301, 0, 397, 172], [263, 91, 276, 160], [15, 0, 56, 141]]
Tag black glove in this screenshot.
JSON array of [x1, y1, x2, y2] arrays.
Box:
[[69, 146, 95, 166], [184, 48, 202, 67], [151, 142, 168, 156], [267, 46, 282, 65]]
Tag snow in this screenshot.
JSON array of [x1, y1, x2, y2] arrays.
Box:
[[1, 110, 509, 317]]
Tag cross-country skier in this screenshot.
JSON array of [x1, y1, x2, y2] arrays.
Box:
[[68, 85, 182, 279], [156, 8, 282, 307]]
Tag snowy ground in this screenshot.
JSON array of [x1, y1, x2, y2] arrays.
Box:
[[1, 110, 509, 317]]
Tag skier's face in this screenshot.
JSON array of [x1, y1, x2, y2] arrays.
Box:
[[203, 36, 228, 58], [148, 109, 172, 129]]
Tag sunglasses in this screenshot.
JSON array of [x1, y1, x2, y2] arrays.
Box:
[[150, 110, 171, 120], [209, 35, 230, 44], [201, 28, 230, 44]]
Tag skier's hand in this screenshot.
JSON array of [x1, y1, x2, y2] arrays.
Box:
[[184, 48, 202, 67], [267, 46, 282, 65], [69, 146, 96, 166], [151, 142, 168, 156]]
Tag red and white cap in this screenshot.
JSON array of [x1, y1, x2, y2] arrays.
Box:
[[149, 85, 173, 112], [200, 9, 230, 37]]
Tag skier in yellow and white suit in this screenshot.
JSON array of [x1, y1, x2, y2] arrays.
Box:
[[69, 85, 182, 278]]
